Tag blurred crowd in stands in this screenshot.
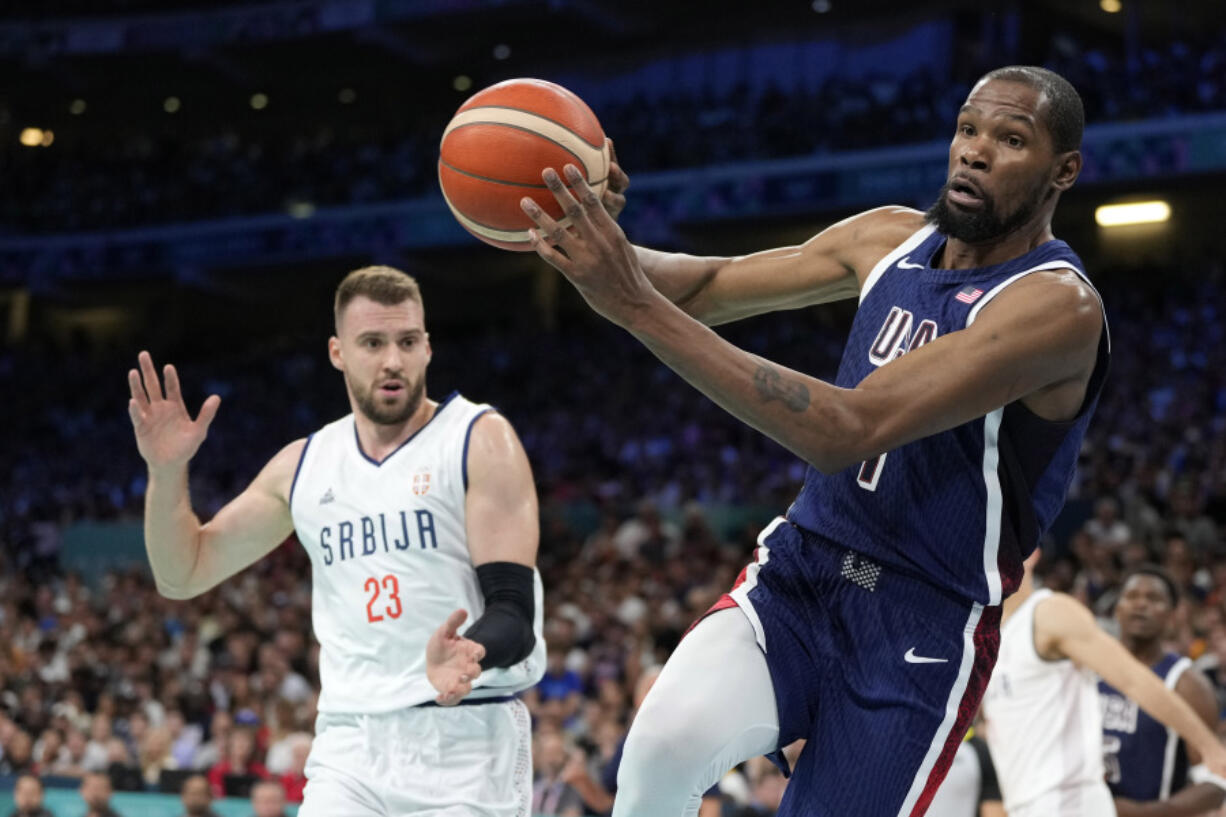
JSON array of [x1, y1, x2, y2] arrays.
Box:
[[2, 30, 1225, 235], [0, 255, 1223, 814]]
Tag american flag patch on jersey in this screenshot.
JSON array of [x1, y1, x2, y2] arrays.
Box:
[[955, 285, 984, 304]]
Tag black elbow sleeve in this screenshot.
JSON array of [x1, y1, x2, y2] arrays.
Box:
[[465, 561, 536, 670]]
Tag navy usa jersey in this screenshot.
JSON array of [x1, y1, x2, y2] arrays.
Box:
[[787, 223, 1110, 605], [1100, 653, 1193, 800]]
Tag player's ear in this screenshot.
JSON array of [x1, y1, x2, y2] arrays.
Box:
[[1052, 150, 1081, 192], [328, 336, 344, 371], [424, 332, 432, 364]]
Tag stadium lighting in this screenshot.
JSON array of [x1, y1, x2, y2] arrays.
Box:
[[453, 75, 473, 92], [163, 96, 181, 113], [1095, 201, 1170, 227], [812, 0, 832, 11], [40, 130, 54, 147], [19, 127, 43, 147], [338, 88, 356, 104], [250, 93, 269, 110], [288, 200, 315, 219], [69, 99, 87, 115], [493, 44, 511, 60], [1099, 0, 1121, 12]]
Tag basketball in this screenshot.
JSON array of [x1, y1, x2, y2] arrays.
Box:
[[438, 78, 610, 251]]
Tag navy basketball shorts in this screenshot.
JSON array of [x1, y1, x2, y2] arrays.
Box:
[[714, 517, 1001, 817]]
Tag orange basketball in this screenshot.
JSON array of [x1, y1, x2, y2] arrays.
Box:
[[438, 78, 610, 252]]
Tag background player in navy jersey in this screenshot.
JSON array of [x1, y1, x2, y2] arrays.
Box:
[[1102, 567, 1226, 817], [523, 65, 1115, 816]]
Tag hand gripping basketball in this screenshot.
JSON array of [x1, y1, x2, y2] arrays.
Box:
[[426, 609, 487, 706], [521, 163, 657, 328], [128, 350, 221, 472]]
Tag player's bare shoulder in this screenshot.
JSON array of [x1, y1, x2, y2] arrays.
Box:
[[258, 437, 311, 504], [819, 206, 928, 284]]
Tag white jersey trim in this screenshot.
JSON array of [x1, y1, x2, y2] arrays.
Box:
[[897, 601, 984, 817], [964, 259, 1102, 607], [730, 516, 787, 652], [1160, 657, 1194, 799], [858, 224, 937, 304]]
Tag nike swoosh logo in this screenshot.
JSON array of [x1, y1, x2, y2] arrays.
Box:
[[904, 648, 949, 664], [897, 257, 926, 270]]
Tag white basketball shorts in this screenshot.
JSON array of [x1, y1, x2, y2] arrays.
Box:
[[299, 698, 532, 817]]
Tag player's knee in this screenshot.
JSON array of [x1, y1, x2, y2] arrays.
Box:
[[619, 703, 700, 784]]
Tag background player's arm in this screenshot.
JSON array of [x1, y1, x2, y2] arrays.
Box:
[[632, 206, 921, 325], [426, 411, 539, 705], [465, 411, 539, 569], [130, 350, 299, 599], [1035, 594, 1226, 779], [1113, 670, 1226, 817], [525, 169, 1101, 473]]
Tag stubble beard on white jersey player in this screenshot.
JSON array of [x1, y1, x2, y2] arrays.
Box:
[[348, 370, 427, 426]]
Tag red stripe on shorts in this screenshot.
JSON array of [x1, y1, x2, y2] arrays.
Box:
[[908, 603, 1002, 817]]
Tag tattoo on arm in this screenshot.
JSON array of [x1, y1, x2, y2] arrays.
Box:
[[753, 366, 811, 412]]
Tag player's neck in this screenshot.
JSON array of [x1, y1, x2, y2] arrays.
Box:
[[1123, 634, 1163, 667], [354, 397, 438, 462], [940, 219, 1055, 270]]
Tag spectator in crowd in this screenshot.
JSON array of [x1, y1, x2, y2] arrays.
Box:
[[275, 735, 310, 804], [1, 731, 34, 775], [105, 737, 142, 792], [1084, 497, 1132, 551], [139, 725, 179, 788], [525, 646, 585, 729], [532, 729, 584, 817], [206, 728, 268, 798], [80, 770, 124, 817], [178, 774, 221, 817], [83, 716, 114, 773], [6, 774, 52, 817], [247, 780, 288, 817]]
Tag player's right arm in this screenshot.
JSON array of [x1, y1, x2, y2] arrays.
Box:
[[632, 207, 923, 325], [129, 351, 302, 600], [1035, 594, 1226, 782], [1112, 668, 1226, 817]]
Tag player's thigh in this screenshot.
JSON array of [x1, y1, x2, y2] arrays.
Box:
[[384, 700, 533, 817], [300, 713, 384, 817], [779, 593, 996, 817], [622, 607, 780, 779], [298, 770, 383, 817]]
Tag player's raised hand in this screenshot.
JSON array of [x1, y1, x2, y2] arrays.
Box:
[[521, 163, 658, 328], [426, 609, 486, 706], [602, 138, 629, 221], [128, 350, 221, 472]]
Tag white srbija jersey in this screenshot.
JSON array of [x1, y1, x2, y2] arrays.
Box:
[[290, 392, 546, 714], [983, 589, 1109, 816]]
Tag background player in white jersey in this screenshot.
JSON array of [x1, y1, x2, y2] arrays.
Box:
[[127, 265, 546, 817], [1102, 567, 1226, 817], [982, 552, 1226, 817]]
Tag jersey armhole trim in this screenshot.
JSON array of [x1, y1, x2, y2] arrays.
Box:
[[287, 434, 314, 512], [858, 224, 937, 304], [462, 408, 496, 491]]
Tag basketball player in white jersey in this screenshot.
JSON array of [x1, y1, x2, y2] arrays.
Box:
[[127, 266, 546, 816], [981, 551, 1226, 817]]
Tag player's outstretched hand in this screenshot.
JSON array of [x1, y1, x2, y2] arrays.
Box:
[[426, 609, 486, 706], [602, 138, 629, 221], [521, 163, 658, 328], [128, 350, 221, 472], [1201, 742, 1226, 790]]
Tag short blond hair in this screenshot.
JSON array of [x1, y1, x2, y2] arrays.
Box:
[[333, 265, 423, 330]]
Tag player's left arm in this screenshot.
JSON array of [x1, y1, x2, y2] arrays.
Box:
[[522, 165, 1102, 473], [426, 411, 539, 705], [1036, 594, 1226, 782], [462, 411, 540, 665]]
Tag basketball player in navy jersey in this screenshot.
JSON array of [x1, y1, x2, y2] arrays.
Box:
[[522, 65, 1123, 816], [1102, 567, 1226, 817]]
